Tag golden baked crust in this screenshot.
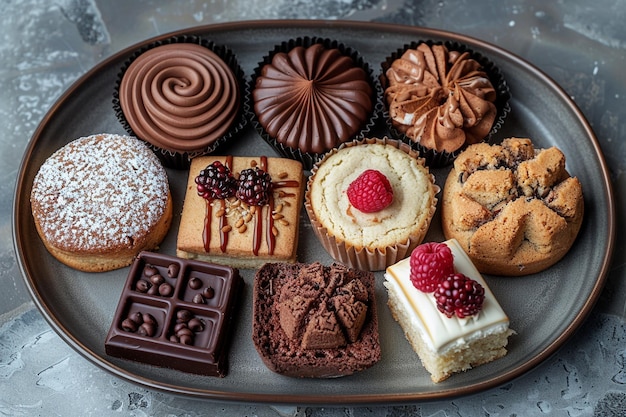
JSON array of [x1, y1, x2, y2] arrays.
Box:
[[30, 134, 173, 272], [441, 138, 584, 275], [305, 138, 439, 271], [176, 156, 304, 269]]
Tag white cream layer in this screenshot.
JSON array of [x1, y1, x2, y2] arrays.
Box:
[[384, 238, 510, 354]]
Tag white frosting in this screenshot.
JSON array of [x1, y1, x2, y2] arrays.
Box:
[[384, 238, 510, 354]]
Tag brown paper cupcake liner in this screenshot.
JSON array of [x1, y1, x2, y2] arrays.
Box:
[[380, 40, 511, 168], [112, 35, 247, 169], [304, 137, 440, 271], [247, 36, 382, 171]]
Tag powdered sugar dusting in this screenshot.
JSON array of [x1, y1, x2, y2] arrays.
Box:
[[30, 134, 169, 252]]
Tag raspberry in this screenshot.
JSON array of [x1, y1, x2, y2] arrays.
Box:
[[435, 273, 485, 318], [409, 242, 454, 292], [195, 161, 237, 200], [236, 167, 272, 206], [347, 169, 393, 213]]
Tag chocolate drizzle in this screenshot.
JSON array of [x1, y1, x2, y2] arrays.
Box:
[[202, 156, 233, 253], [266, 197, 275, 256], [254, 156, 269, 256], [202, 200, 212, 252], [219, 199, 228, 252]]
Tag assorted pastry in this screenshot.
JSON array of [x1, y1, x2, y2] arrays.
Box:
[[177, 155, 305, 269], [28, 34, 586, 383], [113, 36, 247, 169], [305, 137, 439, 272], [252, 261, 380, 377], [381, 41, 510, 167], [30, 133, 173, 272], [384, 239, 514, 382], [250, 37, 378, 170], [441, 138, 584, 275]]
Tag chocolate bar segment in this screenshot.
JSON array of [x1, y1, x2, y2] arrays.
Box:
[[105, 251, 243, 377]]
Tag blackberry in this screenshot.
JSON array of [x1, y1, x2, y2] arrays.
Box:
[[195, 161, 237, 200], [236, 167, 272, 206], [434, 273, 485, 319]]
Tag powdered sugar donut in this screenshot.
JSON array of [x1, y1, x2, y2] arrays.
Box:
[[30, 133, 173, 272]]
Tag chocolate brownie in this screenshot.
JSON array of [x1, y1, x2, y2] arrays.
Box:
[[252, 262, 381, 378]]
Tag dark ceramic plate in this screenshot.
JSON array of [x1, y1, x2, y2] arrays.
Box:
[[13, 20, 615, 404]]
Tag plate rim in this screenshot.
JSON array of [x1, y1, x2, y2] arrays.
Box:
[[12, 19, 616, 404]]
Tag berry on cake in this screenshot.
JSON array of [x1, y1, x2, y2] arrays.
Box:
[[346, 169, 394, 213]]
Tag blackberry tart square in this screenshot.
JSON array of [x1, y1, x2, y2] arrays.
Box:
[[176, 155, 305, 269]]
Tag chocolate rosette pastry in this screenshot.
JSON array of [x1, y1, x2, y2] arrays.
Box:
[[381, 40, 510, 167]]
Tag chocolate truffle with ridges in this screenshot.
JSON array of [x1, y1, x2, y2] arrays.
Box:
[[250, 37, 379, 169]]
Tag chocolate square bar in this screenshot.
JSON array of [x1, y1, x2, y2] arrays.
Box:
[[105, 251, 243, 377]]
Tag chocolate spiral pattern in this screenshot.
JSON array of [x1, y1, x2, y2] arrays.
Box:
[[385, 43, 497, 154], [253, 43, 373, 154], [119, 43, 240, 153]]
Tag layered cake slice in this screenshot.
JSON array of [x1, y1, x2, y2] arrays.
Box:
[[177, 155, 304, 269], [384, 238, 514, 383]]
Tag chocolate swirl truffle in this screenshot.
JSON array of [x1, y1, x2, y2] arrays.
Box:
[[384, 43, 498, 154], [252, 43, 374, 156], [119, 43, 240, 154]]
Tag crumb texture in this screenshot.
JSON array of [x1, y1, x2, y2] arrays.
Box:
[[252, 262, 380, 378]]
